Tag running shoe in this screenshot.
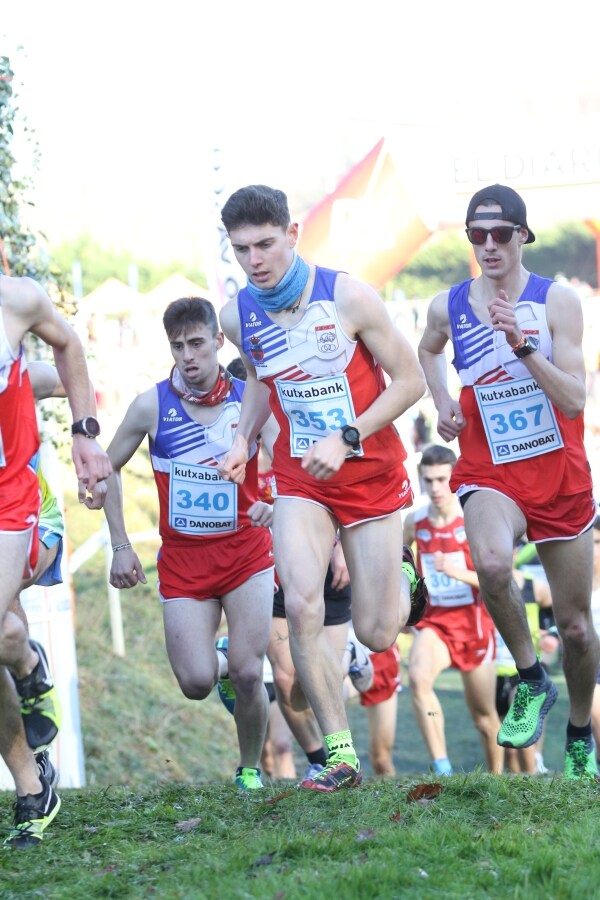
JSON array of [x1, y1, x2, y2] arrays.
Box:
[[235, 767, 264, 790], [12, 640, 62, 753], [431, 758, 453, 776], [402, 546, 429, 626], [497, 674, 558, 749], [564, 735, 599, 780], [3, 773, 61, 849], [300, 763, 324, 784], [299, 754, 362, 792], [346, 639, 374, 693], [35, 751, 59, 789], [215, 636, 236, 714]]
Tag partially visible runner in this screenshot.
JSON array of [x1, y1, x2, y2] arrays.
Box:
[[404, 444, 502, 775], [218, 185, 428, 791], [1, 273, 111, 848], [495, 541, 558, 774], [590, 516, 600, 761], [101, 297, 275, 791], [418, 183, 598, 779]]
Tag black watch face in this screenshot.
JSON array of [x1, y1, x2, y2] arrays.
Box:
[[83, 417, 100, 437], [342, 426, 360, 446]]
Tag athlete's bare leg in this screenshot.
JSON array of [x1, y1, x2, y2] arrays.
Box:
[[163, 570, 272, 769], [461, 662, 503, 773], [408, 627, 452, 764], [0, 530, 43, 795], [537, 531, 599, 727], [268, 617, 348, 755], [341, 508, 410, 651], [222, 571, 273, 768], [462, 491, 535, 668], [272, 499, 345, 737], [366, 693, 398, 776]]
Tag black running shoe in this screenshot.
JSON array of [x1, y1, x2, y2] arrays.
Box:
[[402, 546, 429, 626], [3, 774, 61, 849], [12, 640, 62, 753], [35, 751, 59, 789]]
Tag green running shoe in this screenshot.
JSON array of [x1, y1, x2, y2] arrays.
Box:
[[215, 636, 236, 714], [12, 640, 62, 753], [498, 675, 558, 749], [3, 773, 61, 849], [564, 736, 599, 780], [402, 546, 429, 626], [235, 767, 264, 790]]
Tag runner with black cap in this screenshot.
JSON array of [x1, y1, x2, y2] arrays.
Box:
[[417, 183, 598, 780]]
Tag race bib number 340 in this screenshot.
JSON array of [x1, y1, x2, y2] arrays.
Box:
[[169, 462, 238, 535], [474, 376, 564, 465]]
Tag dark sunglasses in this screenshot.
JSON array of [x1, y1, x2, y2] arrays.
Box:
[[465, 224, 521, 245]]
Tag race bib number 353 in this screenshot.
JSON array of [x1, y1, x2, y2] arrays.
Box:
[[275, 373, 363, 458], [169, 461, 237, 535], [474, 377, 564, 465]]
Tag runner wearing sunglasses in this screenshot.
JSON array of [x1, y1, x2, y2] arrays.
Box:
[[418, 183, 598, 780]]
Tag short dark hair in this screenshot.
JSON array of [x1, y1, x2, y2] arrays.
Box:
[[162, 297, 219, 341], [419, 444, 457, 469], [221, 185, 291, 233], [226, 356, 247, 380]]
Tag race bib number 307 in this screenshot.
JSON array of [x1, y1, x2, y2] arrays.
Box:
[[169, 461, 238, 535], [474, 377, 564, 465]]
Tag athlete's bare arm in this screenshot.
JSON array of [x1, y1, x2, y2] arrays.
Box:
[[418, 291, 466, 442], [217, 300, 273, 484], [301, 275, 426, 479], [101, 388, 158, 589], [489, 283, 586, 419], [3, 276, 111, 490]]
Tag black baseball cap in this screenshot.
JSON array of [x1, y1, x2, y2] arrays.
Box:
[[465, 184, 535, 244]]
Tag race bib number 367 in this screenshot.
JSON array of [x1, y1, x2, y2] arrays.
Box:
[[474, 376, 564, 465], [169, 461, 237, 534]]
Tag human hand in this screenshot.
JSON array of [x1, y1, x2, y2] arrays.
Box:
[[109, 546, 148, 590], [78, 478, 107, 509], [330, 539, 350, 590], [301, 432, 348, 481], [216, 442, 248, 484], [247, 500, 273, 528], [488, 289, 520, 346], [436, 398, 465, 442], [72, 436, 112, 492]]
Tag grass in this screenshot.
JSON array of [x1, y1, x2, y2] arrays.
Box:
[[1, 458, 599, 897], [1, 776, 599, 898]]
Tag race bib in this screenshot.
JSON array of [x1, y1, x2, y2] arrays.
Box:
[[474, 377, 564, 464], [168, 461, 238, 535], [275, 373, 363, 458], [420, 551, 474, 607]]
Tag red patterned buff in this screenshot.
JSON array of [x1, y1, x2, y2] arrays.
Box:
[[169, 365, 232, 406]]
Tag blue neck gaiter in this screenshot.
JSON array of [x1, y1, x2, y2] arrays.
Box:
[[245, 253, 310, 312]]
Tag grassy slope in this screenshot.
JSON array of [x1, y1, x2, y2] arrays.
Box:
[[65, 455, 572, 785], [2, 459, 599, 898]]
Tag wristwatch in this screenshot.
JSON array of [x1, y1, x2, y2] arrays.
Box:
[[71, 416, 101, 438], [340, 425, 361, 452], [512, 335, 538, 358]]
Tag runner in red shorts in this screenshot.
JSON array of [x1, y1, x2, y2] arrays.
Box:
[[217, 185, 429, 792], [419, 183, 599, 780], [102, 297, 275, 791], [404, 445, 502, 775], [1, 272, 111, 848]]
